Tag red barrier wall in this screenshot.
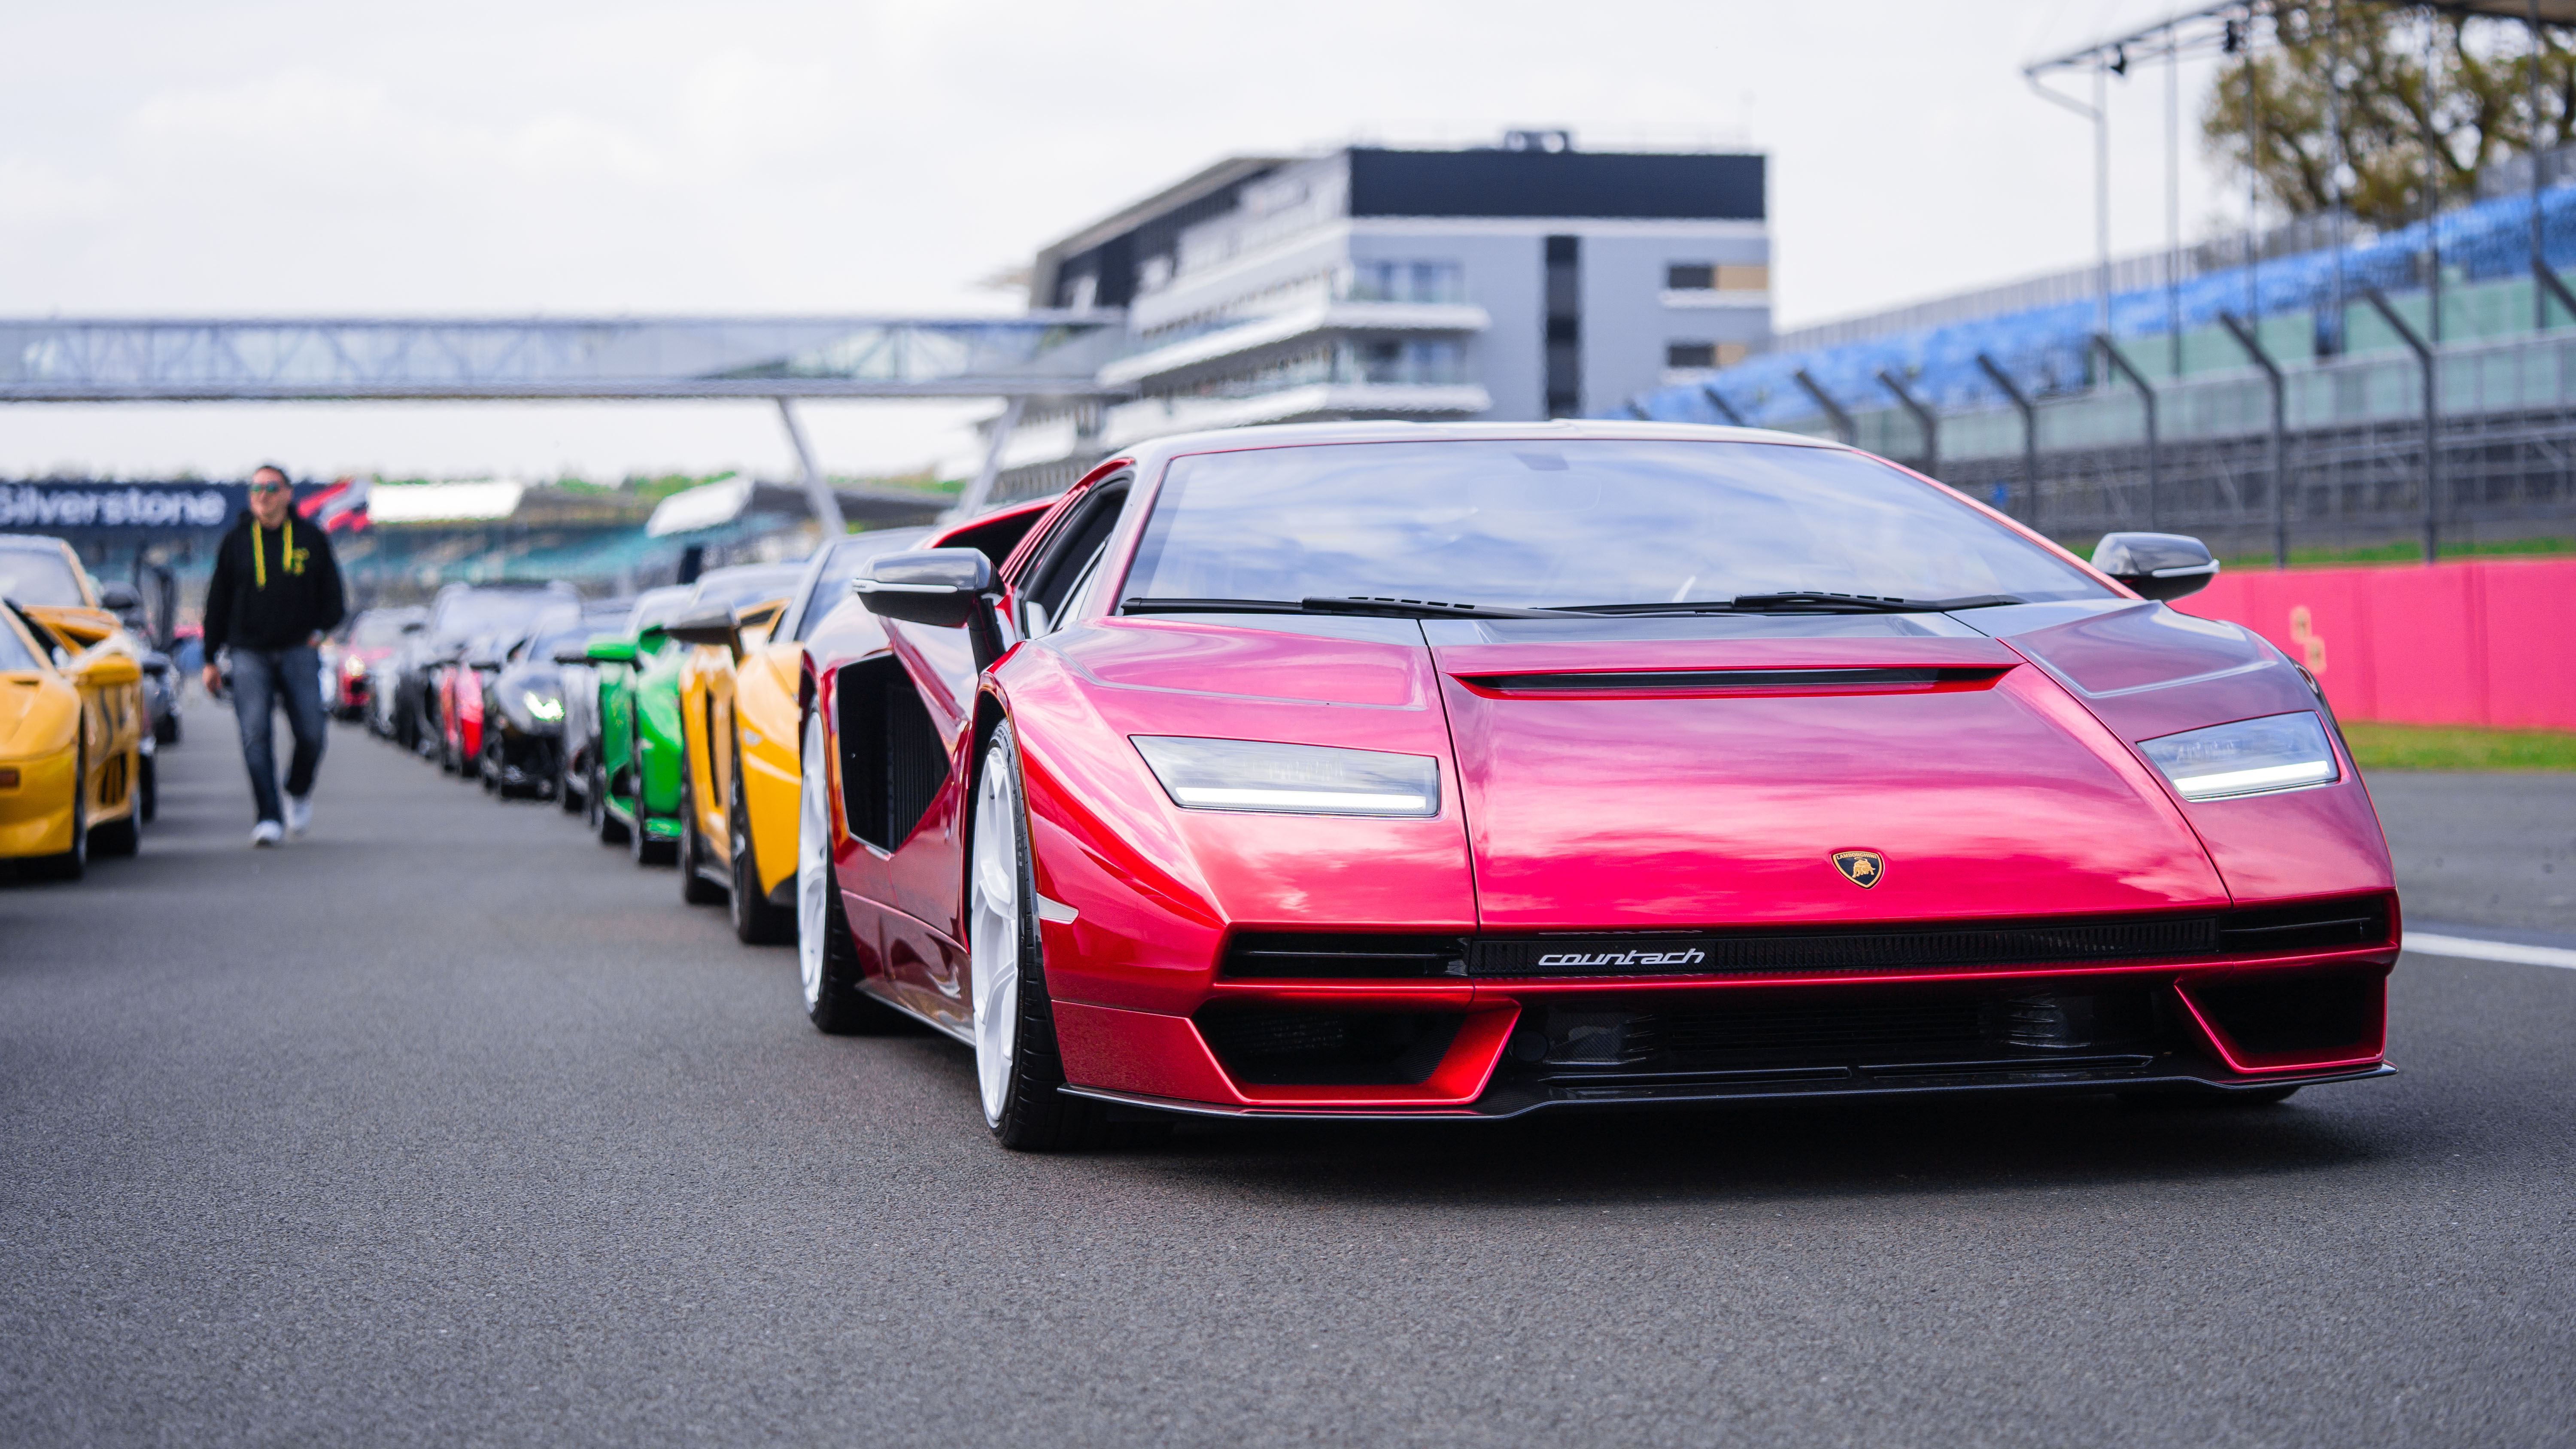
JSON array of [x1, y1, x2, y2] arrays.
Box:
[[2174, 557, 2576, 729]]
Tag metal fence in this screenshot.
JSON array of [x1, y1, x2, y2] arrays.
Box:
[[1795, 322, 2576, 556], [1938, 405, 2576, 557]]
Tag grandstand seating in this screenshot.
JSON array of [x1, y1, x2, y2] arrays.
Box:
[[1635, 178, 2576, 429]]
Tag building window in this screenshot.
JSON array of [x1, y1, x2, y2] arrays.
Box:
[[1350, 260, 1464, 304], [1666, 263, 1768, 293], [1357, 339, 1464, 385], [1665, 342, 1747, 372], [1545, 235, 1581, 417]]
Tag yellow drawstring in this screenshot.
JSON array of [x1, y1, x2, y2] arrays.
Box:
[[253, 516, 292, 589]]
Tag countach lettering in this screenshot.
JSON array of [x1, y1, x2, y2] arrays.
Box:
[[1537, 948, 1708, 969]]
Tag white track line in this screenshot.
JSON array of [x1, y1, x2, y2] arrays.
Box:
[[2403, 932, 2576, 970]]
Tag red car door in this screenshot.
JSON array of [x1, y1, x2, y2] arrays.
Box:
[[868, 493, 1087, 1030]]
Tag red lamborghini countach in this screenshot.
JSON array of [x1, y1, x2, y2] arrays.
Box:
[[796, 422, 2398, 1149]]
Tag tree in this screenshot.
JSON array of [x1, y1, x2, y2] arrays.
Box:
[[2203, 2, 2576, 230]]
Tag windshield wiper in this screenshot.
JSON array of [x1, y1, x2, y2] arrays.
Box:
[[1121, 596, 1575, 620], [1550, 592, 2026, 616], [1732, 592, 2025, 613]]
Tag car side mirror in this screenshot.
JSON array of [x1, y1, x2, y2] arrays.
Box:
[[584, 636, 638, 664], [401, 620, 426, 634], [853, 549, 995, 629], [663, 607, 740, 651], [97, 582, 142, 611], [2091, 532, 2219, 601], [854, 549, 1005, 667]]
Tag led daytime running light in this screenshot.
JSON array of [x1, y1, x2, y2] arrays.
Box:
[[2139, 711, 2339, 802], [1131, 735, 1440, 817]]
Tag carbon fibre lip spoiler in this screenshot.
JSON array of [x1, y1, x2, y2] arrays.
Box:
[[1057, 1061, 2398, 1122]]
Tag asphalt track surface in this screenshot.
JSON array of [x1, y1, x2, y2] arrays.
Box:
[[5, 708, 2573, 1447]]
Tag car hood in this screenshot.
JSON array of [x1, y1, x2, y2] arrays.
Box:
[[1422, 620, 2227, 928], [1041, 613, 2232, 933]]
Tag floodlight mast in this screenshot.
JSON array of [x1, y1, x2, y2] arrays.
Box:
[[2026, 5, 2274, 366]]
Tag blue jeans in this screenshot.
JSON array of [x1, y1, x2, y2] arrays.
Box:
[[230, 645, 327, 824]]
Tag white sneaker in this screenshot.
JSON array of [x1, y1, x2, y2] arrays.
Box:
[[285, 794, 312, 837], [250, 820, 284, 848]]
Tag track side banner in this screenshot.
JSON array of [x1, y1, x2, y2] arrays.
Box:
[[2178, 556, 2576, 730], [0, 481, 244, 531]]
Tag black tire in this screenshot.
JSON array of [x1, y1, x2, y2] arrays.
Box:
[[974, 723, 1146, 1152], [629, 745, 676, 866], [729, 737, 795, 944], [592, 755, 629, 845], [27, 747, 87, 881], [557, 741, 582, 813], [138, 751, 158, 823], [155, 712, 180, 746], [677, 771, 725, 904]]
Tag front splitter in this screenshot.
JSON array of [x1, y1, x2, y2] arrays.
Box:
[[1057, 1058, 2398, 1123]]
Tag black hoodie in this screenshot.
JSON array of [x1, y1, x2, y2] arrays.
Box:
[[204, 513, 346, 653]]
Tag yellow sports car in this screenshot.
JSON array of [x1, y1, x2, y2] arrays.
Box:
[[670, 529, 929, 942], [2, 536, 149, 879]]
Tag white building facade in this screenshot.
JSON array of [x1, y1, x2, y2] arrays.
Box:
[[990, 137, 1771, 496]]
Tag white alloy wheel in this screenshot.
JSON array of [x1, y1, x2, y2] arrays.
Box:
[[968, 737, 1024, 1128], [798, 709, 833, 1013]]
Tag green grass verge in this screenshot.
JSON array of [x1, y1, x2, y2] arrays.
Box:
[[2217, 536, 2576, 571], [2343, 720, 2576, 771]]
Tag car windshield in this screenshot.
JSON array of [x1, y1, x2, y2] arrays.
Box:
[[526, 625, 590, 662], [1122, 439, 2110, 611], [0, 547, 89, 606], [432, 589, 562, 635], [691, 568, 803, 614], [796, 529, 932, 640]]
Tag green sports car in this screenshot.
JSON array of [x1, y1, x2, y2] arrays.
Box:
[[585, 564, 803, 866]]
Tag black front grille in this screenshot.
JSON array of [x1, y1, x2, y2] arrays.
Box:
[[1216, 897, 2392, 982], [1222, 932, 1466, 979], [1510, 984, 2165, 1075], [2218, 895, 2394, 954], [1469, 917, 2220, 978], [1195, 1009, 1464, 1084]]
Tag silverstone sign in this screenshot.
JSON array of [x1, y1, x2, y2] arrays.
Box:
[[0, 481, 241, 531]]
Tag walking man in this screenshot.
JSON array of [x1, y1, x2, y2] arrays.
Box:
[[202, 465, 345, 846]]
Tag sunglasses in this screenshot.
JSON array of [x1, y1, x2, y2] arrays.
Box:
[[249, 481, 289, 494]]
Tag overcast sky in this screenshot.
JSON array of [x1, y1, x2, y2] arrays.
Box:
[[2, 0, 2238, 483]]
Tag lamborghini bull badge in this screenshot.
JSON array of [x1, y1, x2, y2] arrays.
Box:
[[1831, 850, 1885, 888]]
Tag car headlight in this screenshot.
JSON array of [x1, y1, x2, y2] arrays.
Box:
[[522, 691, 564, 722], [1130, 736, 1440, 817], [2138, 712, 2338, 801]]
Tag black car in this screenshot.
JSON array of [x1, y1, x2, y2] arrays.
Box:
[[477, 601, 626, 799], [389, 581, 580, 758]]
